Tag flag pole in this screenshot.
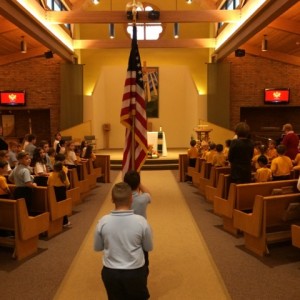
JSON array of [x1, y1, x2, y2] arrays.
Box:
[[131, 9, 138, 171]]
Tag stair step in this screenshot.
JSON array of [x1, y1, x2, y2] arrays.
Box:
[[111, 157, 179, 170]]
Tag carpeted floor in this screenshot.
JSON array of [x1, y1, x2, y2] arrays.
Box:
[[54, 170, 229, 300]]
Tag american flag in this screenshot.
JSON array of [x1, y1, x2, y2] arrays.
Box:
[[120, 24, 148, 174]]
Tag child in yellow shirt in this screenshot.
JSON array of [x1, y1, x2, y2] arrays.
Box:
[[187, 140, 199, 167], [255, 155, 272, 182], [271, 145, 293, 180], [266, 139, 278, 162], [0, 161, 10, 198], [212, 144, 227, 167]]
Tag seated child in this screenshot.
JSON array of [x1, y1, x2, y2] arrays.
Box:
[[223, 139, 231, 161], [255, 155, 272, 182], [205, 143, 217, 164], [252, 145, 268, 170], [187, 139, 199, 167], [271, 144, 293, 181], [212, 144, 227, 167], [0, 161, 11, 198], [8, 152, 37, 214], [266, 139, 278, 162]]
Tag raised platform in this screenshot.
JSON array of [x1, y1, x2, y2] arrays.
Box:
[[96, 148, 186, 170]]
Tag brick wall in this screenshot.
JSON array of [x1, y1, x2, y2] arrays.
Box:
[[225, 54, 300, 130], [0, 56, 63, 143]]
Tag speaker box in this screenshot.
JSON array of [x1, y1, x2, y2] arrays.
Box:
[[44, 50, 53, 59], [235, 49, 245, 57]]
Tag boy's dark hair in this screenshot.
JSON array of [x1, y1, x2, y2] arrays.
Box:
[[0, 150, 7, 158], [276, 144, 286, 155], [27, 134, 36, 142], [0, 160, 8, 168], [17, 152, 29, 160], [257, 155, 268, 166], [55, 153, 66, 162], [39, 140, 49, 149], [124, 170, 140, 190], [209, 143, 216, 150], [190, 140, 196, 147], [225, 139, 231, 147], [235, 122, 250, 138], [112, 182, 132, 205], [216, 144, 224, 153], [53, 161, 66, 183]]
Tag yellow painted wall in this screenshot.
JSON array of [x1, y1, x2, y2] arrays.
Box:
[[60, 121, 92, 143], [76, 0, 215, 149]]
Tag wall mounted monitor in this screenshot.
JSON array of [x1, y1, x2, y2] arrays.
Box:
[[0, 91, 26, 106], [264, 88, 289, 104]]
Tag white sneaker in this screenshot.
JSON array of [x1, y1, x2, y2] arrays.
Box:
[[63, 221, 72, 228]]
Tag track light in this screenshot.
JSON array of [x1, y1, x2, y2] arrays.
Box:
[[174, 23, 179, 39], [20, 36, 27, 53], [186, 0, 192, 4], [262, 35, 268, 52], [92, 0, 100, 4], [109, 23, 115, 39]]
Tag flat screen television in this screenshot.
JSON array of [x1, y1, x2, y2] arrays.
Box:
[[0, 90, 26, 106], [264, 88, 289, 104]]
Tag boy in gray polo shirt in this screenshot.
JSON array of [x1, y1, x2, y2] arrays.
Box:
[[94, 182, 153, 300]]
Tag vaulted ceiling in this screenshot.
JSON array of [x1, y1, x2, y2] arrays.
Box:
[[0, 0, 299, 66]]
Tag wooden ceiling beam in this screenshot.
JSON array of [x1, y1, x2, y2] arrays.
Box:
[[0, 46, 47, 66], [73, 38, 216, 49], [269, 18, 300, 35], [0, 0, 74, 62], [243, 44, 300, 67], [45, 10, 240, 24], [214, 0, 299, 62]]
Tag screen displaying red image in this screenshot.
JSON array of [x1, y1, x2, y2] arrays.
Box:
[[0, 91, 26, 106], [264, 88, 289, 104]]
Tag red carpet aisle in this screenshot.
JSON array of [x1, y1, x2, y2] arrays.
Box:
[[54, 171, 230, 300]]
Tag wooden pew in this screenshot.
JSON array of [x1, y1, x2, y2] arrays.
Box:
[[88, 159, 102, 181], [214, 173, 231, 200], [9, 185, 72, 238], [46, 186, 72, 238], [198, 162, 212, 195], [191, 158, 205, 187], [0, 198, 49, 260], [67, 168, 81, 206], [205, 166, 231, 203], [82, 161, 97, 189], [179, 154, 188, 182], [233, 193, 300, 256], [72, 164, 90, 196], [187, 157, 202, 178], [95, 154, 110, 183], [214, 179, 298, 235], [291, 224, 300, 249]]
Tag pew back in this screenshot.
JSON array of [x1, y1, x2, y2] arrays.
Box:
[[0, 198, 49, 260], [291, 224, 300, 249], [233, 193, 300, 256]]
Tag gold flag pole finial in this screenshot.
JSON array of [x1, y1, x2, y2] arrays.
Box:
[[126, 0, 143, 23]]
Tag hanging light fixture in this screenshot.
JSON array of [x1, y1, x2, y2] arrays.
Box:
[[174, 23, 179, 39], [262, 35, 268, 52], [20, 36, 27, 53], [186, 0, 192, 4], [109, 23, 115, 39], [92, 0, 100, 5]]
